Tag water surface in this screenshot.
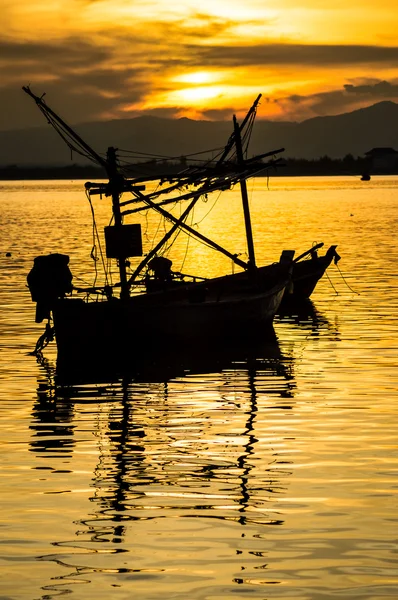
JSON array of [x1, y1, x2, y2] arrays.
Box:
[[0, 176, 397, 599]]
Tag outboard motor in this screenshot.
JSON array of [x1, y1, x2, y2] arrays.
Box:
[[27, 253, 73, 323]]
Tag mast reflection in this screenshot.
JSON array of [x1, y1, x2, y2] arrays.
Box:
[[29, 357, 75, 457], [31, 333, 298, 596]]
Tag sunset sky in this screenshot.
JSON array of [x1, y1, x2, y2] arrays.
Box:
[[1, 0, 398, 130]]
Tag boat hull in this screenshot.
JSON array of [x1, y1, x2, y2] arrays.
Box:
[[52, 263, 289, 373], [282, 245, 338, 302]]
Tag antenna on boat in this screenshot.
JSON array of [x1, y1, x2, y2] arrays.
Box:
[[106, 146, 130, 300]]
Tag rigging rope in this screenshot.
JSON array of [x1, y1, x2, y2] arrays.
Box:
[[117, 146, 224, 160], [179, 207, 195, 272], [86, 190, 109, 288], [193, 190, 222, 227], [37, 103, 105, 165], [335, 262, 360, 295], [325, 269, 339, 295], [29, 323, 55, 356]]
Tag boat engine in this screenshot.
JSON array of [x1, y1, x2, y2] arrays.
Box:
[[27, 253, 73, 323]]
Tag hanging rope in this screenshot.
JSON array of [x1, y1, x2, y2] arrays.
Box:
[[179, 208, 195, 272], [335, 263, 360, 295], [29, 323, 55, 356], [33, 99, 105, 166], [193, 190, 223, 227], [86, 190, 109, 288], [325, 270, 339, 295]]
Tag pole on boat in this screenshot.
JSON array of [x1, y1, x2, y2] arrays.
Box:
[[22, 86, 108, 170], [217, 94, 262, 166], [106, 147, 130, 300], [233, 115, 256, 271]]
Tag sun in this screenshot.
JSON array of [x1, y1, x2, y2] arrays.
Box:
[[174, 71, 217, 85], [172, 86, 225, 103]]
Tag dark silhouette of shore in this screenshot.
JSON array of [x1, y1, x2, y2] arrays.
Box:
[[1, 154, 396, 180]]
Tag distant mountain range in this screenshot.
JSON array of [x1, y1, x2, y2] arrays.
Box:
[[1, 101, 398, 166]]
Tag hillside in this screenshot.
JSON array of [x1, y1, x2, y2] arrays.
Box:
[[1, 101, 397, 166]]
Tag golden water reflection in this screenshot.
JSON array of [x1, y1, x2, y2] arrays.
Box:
[[28, 337, 298, 596], [1, 178, 397, 598]]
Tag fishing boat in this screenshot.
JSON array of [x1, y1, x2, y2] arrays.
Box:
[[282, 242, 341, 305], [24, 88, 297, 372]]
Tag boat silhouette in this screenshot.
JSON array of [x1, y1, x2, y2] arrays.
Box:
[[23, 87, 338, 372]]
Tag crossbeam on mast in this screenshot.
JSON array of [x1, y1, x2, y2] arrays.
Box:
[[126, 187, 248, 288]]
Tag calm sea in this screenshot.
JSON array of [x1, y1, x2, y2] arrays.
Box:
[[0, 176, 397, 599]]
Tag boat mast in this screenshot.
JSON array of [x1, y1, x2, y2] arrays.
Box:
[[233, 115, 256, 271], [217, 94, 262, 166], [106, 146, 130, 300], [125, 97, 264, 281]]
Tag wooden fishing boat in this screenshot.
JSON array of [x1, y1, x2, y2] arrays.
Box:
[[24, 88, 294, 371], [281, 243, 341, 305]]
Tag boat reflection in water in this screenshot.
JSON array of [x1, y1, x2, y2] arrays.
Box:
[[276, 297, 338, 331], [30, 330, 297, 596], [29, 301, 341, 596], [53, 322, 288, 386]]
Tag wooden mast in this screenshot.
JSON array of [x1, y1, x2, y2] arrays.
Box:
[[23, 86, 266, 289], [125, 97, 266, 281], [217, 94, 262, 166], [106, 147, 130, 300], [233, 115, 256, 271]]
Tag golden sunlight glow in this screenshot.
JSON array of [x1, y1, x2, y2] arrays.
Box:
[[2, 0, 398, 126], [174, 72, 218, 85], [174, 86, 224, 103], [6, 0, 397, 43], [154, 84, 264, 108]]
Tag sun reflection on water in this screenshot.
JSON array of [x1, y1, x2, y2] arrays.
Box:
[[0, 177, 397, 598]]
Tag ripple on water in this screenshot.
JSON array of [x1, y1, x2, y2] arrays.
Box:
[[0, 178, 397, 598]]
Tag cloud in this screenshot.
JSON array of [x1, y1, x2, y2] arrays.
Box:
[[344, 79, 398, 96], [2, 24, 398, 129], [0, 37, 109, 66], [1, 67, 152, 130], [0, 36, 153, 128], [191, 43, 398, 67], [273, 79, 398, 120]]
